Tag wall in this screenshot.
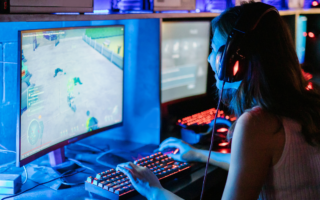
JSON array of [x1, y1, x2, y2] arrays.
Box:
[[0, 18, 161, 165]]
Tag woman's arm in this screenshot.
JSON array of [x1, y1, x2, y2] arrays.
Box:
[[149, 187, 184, 200], [193, 149, 231, 170], [158, 138, 231, 170], [221, 111, 275, 200]]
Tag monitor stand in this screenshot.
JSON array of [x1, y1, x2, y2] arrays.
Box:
[[49, 147, 65, 166], [49, 147, 78, 173], [26, 148, 80, 190]]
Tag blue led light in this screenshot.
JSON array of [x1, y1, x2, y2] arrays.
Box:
[[297, 16, 307, 64], [93, 10, 110, 14]]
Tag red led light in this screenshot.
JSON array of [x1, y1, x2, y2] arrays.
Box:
[[178, 108, 237, 126], [303, 32, 307, 37], [219, 149, 229, 154], [233, 61, 239, 76], [307, 82, 313, 90], [309, 32, 315, 38], [217, 128, 228, 132], [230, 117, 237, 121], [312, 1, 319, 6], [218, 142, 229, 147], [301, 69, 313, 81]]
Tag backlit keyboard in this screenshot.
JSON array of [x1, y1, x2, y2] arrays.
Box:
[[178, 108, 237, 126], [85, 152, 190, 200]]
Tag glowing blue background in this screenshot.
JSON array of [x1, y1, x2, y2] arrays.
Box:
[[0, 19, 161, 166], [297, 16, 307, 64]]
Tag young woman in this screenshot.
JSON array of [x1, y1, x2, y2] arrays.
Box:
[[117, 2, 320, 199]]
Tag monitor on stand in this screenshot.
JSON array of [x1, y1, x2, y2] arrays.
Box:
[[161, 21, 214, 140], [17, 25, 124, 173], [161, 21, 211, 104]]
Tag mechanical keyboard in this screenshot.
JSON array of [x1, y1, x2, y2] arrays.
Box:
[[85, 152, 190, 200], [178, 108, 237, 126]]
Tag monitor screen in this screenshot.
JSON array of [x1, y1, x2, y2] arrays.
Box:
[[19, 26, 124, 164], [161, 21, 211, 103]]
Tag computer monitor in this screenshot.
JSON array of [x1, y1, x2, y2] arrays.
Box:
[[17, 25, 124, 167], [161, 21, 211, 103]]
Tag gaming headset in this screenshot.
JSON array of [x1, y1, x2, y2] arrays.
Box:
[[216, 3, 279, 83], [200, 3, 280, 200]]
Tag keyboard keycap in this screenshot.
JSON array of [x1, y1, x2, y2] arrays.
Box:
[[114, 189, 123, 194], [86, 176, 93, 183], [98, 181, 107, 188], [104, 183, 115, 190], [92, 178, 100, 185], [96, 173, 102, 179]]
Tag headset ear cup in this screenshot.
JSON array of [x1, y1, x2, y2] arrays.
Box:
[[236, 58, 248, 81]]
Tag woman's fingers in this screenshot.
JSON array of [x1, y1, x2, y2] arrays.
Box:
[[117, 162, 132, 170], [117, 166, 139, 186], [161, 137, 180, 145], [117, 162, 138, 178], [159, 142, 180, 151], [117, 166, 133, 178], [167, 153, 181, 161], [129, 163, 142, 172]]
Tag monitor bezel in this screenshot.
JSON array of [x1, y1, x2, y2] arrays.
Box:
[[17, 25, 125, 167]]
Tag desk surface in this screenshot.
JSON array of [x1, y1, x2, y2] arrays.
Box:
[[0, 140, 228, 200], [1, 165, 226, 200]]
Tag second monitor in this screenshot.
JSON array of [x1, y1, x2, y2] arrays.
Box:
[[161, 21, 211, 103]]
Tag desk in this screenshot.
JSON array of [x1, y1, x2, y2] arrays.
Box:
[[0, 140, 228, 200], [0, 165, 227, 200]]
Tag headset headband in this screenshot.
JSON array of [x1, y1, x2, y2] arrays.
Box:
[[234, 3, 279, 33], [217, 3, 279, 83]]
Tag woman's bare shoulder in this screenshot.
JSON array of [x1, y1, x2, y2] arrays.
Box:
[[240, 106, 282, 135]]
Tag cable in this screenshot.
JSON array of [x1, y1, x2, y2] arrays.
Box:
[[0, 146, 16, 172], [95, 149, 119, 167], [0, 144, 8, 150], [0, 169, 86, 200], [22, 166, 28, 184], [59, 158, 96, 186], [67, 158, 96, 174], [74, 142, 107, 152], [0, 145, 16, 169], [0, 160, 15, 169], [0, 150, 16, 154], [200, 81, 225, 200]]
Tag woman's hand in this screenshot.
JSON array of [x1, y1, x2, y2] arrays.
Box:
[[158, 137, 199, 162], [116, 162, 163, 200]]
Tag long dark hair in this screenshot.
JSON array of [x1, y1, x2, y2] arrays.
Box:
[[212, 3, 320, 146]]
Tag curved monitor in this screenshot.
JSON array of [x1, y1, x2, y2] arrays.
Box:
[[161, 21, 211, 103], [17, 25, 124, 167]]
